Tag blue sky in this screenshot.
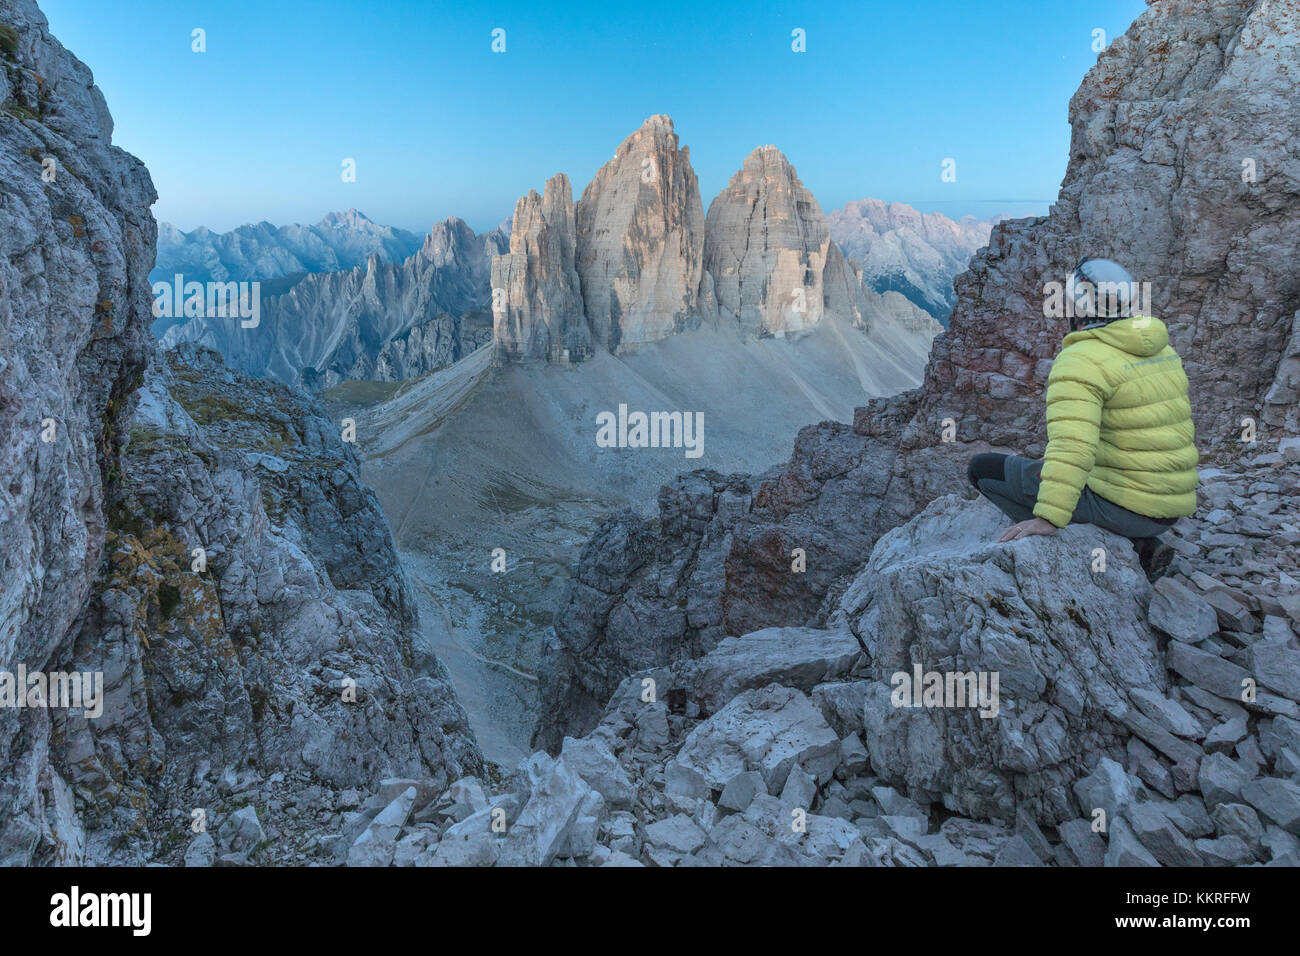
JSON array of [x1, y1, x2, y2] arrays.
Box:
[[42, 0, 1147, 235]]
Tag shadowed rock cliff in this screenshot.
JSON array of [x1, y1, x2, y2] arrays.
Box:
[[0, 0, 481, 865]]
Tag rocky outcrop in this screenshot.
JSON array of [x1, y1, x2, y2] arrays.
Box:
[[534, 424, 931, 751], [574, 115, 707, 351], [536, 0, 1300, 747], [827, 199, 1001, 323], [372, 312, 461, 381], [491, 173, 589, 361], [340, 485, 1300, 866], [153, 209, 424, 288], [59, 347, 482, 864], [703, 145, 868, 335], [162, 217, 508, 389]]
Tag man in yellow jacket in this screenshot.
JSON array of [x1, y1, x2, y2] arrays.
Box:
[[967, 258, 1198, 579]]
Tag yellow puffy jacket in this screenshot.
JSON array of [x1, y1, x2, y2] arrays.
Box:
[[1034, 316, 1198, 528]]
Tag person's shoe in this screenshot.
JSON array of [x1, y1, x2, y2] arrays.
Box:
[[1135, 538, 1174, 582]]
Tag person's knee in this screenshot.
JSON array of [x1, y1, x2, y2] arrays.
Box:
[[967, 453, 1007, 490]]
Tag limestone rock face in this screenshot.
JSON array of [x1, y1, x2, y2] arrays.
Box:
[[163, 217, 506, 389], [0, 1, 481, 864], [574, 115, 707, 350], [52, 346, 483, 864], [0, 0, 156, 867], [372, 312, 461, 381], [703, 145, 866, 335], [491, 173, 589, 361], [823, 242, 876, 331]]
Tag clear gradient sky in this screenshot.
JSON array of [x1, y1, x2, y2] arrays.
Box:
[[41, 0, 1148, 235]]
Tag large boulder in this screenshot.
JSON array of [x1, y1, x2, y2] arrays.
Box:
[[675, 626, 864, 714], [670, 685, 841, 796], [496, 754, 593, 867], [835, 495, 1163, 823]]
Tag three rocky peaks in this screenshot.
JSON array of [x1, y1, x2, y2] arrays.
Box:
[[491, 115, 886, 362]]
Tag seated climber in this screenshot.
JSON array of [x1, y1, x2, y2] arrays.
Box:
[[967, 257, 1198, 580]]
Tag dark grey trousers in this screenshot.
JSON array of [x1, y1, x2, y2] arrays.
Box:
[[970, 453, 1176, 540]]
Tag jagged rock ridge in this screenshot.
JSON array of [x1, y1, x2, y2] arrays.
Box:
[[575, 114, 708, 351], [158, 115, 940, 384], [162, 216, 509, 389], [152, 208, 424, 287]]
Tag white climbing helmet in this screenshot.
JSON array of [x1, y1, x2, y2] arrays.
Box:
[[1067, 257, 1135, 329]]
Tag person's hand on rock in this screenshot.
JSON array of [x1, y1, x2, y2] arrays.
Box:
[[997, 517, 1059, 542]]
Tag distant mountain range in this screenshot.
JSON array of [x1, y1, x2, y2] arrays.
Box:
[[151, 210, 428, 336], [158, 119, 998, 388], [156, 197, 990, 365], [153, 208, 425, 284], [826, 199, 1005, 324], [161, 217, 510, 387]]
